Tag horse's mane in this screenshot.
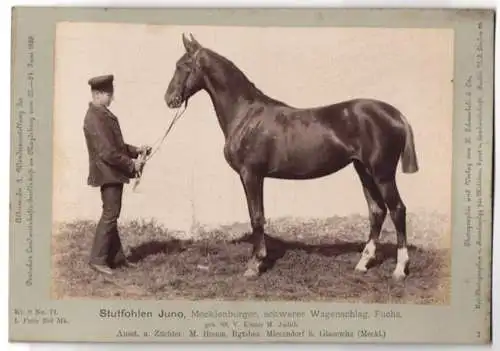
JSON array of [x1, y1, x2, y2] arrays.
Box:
[[205, 48, 289, 107]]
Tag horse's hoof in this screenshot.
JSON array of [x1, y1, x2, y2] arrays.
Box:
[[354, 264, 368, 273], [243, 268, 259, 278], [392, 270, 407, 282]]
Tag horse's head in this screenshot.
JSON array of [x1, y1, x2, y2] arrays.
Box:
[[165, 33, 205, 109]]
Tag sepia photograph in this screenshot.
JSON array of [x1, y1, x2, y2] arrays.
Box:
[[50, 23, 454, 304]]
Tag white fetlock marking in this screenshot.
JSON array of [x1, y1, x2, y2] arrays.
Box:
[[397, 247, 409, 266], [257, 246, 267, 260], [355, 261, 368, 272], [364, 240, 376, 258], [355, 240, 376, 271], [393, 267, 406, 279], [394, 247, 409, 277]]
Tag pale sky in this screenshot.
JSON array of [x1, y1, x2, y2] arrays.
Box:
[[53, 23, 454, 233]]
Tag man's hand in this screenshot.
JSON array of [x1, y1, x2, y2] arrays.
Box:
[[133, 158, 146, 173], [138, 145, 152, 156]]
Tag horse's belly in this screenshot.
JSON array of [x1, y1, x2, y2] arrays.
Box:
[[267, 141, 352, 179]]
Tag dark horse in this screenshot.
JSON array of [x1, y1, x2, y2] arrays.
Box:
[[165, 34, 419, 281]]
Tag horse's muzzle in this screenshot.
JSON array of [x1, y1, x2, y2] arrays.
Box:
[[165, 93, 183, 109]]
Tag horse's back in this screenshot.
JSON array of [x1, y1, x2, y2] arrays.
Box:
[[317, 98, 405, 126]]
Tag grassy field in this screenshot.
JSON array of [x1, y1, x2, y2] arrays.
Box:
[[51, 211, 450, 304]]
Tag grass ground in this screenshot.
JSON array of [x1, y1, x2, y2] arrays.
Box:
[[51, 212, 450, 304]]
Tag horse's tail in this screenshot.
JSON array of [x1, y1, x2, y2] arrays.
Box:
[[400, 114, 419, 174]]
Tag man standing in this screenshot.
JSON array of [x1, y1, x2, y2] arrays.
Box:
[[83, 74, 151, 275]]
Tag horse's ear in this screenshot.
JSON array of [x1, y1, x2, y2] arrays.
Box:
[[189, 33, 202, 48], [182, 32, 200, 55], [182, 33, 192, 52]]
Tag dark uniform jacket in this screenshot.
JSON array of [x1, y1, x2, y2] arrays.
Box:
[[83, 102, 139, 187]]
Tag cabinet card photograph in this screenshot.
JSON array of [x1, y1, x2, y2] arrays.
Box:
[[10, 7, 493, 344]]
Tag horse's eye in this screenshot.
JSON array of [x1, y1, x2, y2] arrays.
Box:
[[181, 63, 192, 71], [176, 62, 190, 71]]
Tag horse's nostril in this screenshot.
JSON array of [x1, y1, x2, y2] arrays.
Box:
[[172, 96, 181, 106], [165, 95, 181, 108]]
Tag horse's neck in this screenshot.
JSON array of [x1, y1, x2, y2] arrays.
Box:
[[202, 62, 256, 139], [203, 86, 230, 138]]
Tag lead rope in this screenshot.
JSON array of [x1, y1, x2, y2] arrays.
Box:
[[132, 104, 187, 191]]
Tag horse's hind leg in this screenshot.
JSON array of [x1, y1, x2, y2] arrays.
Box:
[[353, 161, 387, 273], [373, 176, 409, 281], [239, 168, 267, 278]]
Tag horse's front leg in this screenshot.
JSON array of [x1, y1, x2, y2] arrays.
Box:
[[239, 168, 266, 278]]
